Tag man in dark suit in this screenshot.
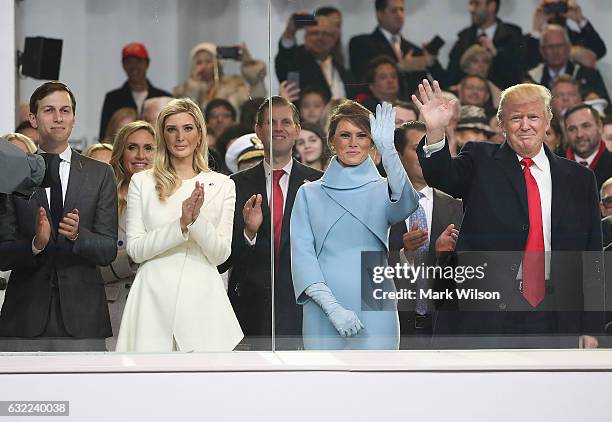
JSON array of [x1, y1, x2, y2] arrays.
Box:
[[275, 13, 353, 101], [527, 25, 610, 104], [524, 0, 606, 71], [348, 0, 446, 96], [413, 79, 603, 348], [0, 81, 118, 351], [389, 121, 463, 349], [564, 103, 612, 190], [218, 96, 321, 350], [447, 0, 524, 89], [99, 43, 172, 140]]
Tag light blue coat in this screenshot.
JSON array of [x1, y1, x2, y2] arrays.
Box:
[[291, 156, 419, 349]]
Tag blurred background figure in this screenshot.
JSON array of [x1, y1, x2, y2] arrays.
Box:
[[174, 42, 266, 120], [394, 101, 419, 127], [294, 122, 330, 171], [204, 99, 237, 150], [103, 107, 138, 143], [358, 55, 402, 113], [602, 115, 612, 152], [454, 105, 494, 153], [299, 86, 330, 126], [458, 45, 501, 107], [14, 121, 40, 145], [141, 96, 174, 126], [551, 75, 582, 118], [102, 120, 156, 350], [99, 43, 172, 140], [214, 124, 252, 174], [239, 97, 266, 129], [84, 143, 113, 163], [544, 116, 566, 156], [2, 133, 37, 154], [224, 133, 265, 174]]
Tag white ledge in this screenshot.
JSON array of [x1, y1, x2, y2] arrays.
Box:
[[0, 350, 612, 373]]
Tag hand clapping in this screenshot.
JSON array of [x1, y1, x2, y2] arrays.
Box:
[[180, 181, 205, 233]]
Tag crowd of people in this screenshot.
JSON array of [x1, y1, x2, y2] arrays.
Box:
[[1, 0, 611, 352]]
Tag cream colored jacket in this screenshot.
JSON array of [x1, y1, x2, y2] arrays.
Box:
[[116, 170, 243, 352]]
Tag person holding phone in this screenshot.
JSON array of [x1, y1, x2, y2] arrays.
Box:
[[275, 11, 354, 101], [446, 0, 523, 90], [173, 42, 267, 122], [349, 0, 446, 96], [525, 0, 606, 71]]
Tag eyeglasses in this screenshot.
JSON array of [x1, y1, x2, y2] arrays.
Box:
[[602, 197, 612, 208]]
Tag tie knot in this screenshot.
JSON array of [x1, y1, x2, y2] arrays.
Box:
[[272, 169, 284, 183], [418, 191, 426, 199], [579, 160, 588, 166], [520, 158, 534, 168]]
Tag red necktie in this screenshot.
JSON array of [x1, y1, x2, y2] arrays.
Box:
[[579, 161, 588, 166], [520, 158, 545, 307], [271, 169, 285, 257]]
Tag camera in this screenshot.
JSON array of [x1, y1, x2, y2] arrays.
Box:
[[543, 2, 568, 14]]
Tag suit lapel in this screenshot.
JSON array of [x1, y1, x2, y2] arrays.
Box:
[[429, 189, 446, 257], [373, 28, 399, 61], [494, 142, 529, 218], [547, 147, 571, 237], [279, 160, 305, 252], [63, 150, 85, 216]]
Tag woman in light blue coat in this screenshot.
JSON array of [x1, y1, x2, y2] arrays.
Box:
[[291, 101, 419, 350]]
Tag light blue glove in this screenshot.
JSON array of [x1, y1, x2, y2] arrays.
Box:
[[369, 102, 406, 201], [305, 282, 364, 338]]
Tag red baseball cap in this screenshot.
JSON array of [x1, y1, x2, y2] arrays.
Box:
[[122, 43, 149, 60]]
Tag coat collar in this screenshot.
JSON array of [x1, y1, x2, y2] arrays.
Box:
[[321, 156, 381, 190]]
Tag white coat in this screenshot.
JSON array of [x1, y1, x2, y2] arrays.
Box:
[[116, 169, 243, 352]]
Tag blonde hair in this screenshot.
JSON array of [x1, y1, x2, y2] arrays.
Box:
[[3, 132, 37, 153], [84, 142, 113, 158], [109, 120, 155, 216], [154, 98, 209, 201], [497, 83, 553, 123], [104, 107, 138, 141], [459, 44, 492, 74]]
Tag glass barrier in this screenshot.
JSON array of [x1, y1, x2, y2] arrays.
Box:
[[3, 0, 612, 360]]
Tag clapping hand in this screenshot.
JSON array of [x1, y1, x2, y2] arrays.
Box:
[[33, 207, 51, 250], [411, 79, 458, 144], [369, 102, 396, 153], [435, 224, 459, 254], [180, 181, 204, 233], [243, 194, 263, 241], [402, 221, 429, 253], [59, 209, 80, 241]]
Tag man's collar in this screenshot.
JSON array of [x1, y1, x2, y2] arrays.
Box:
[[419, 185, 433, 201], [378, 26, 398, 44], [38, 144, 72, 163], [516, 145, 547, 170], [263, 158, 293, 176]]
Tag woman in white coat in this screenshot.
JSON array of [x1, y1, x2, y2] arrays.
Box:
[[116, 98, 243, 352]]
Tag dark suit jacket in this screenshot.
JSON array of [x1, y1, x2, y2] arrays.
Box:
[[593, 149, 612, 191], [0, 151, 118, 338], [526, 61, 611, 106], [447, 18, 524, 89], [389, 188, 463, 335], [524, 21, 607, 71], [417, 140, 603, 335], [218, 160, 322, 346], [275, 41, 354, 100], [99, 79, 172, 139], [349, 27, 447, 95]]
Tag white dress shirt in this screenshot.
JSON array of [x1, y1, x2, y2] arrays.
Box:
[[423, 138, 552, 278], [477, 22, 498, 40], [573, 148, 599, 167], [32, 145, 72, 254], [244, 159, 293, 245]]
